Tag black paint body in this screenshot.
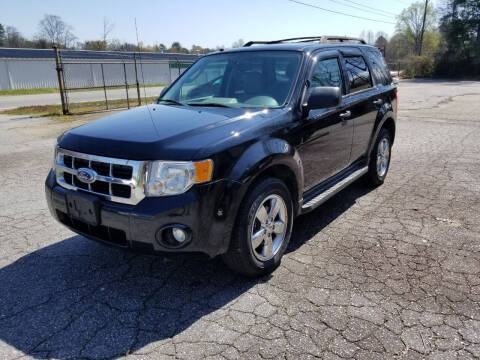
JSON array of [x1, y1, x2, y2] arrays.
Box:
[[46, 43, 397, 257]]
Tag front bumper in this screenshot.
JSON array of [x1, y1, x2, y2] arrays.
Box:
[[45, 170, 243, 257]]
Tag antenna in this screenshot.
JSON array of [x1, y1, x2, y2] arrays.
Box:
[[134, 18, 148, 105]]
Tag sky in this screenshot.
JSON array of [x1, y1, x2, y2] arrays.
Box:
[[1, 0, 425, 49]]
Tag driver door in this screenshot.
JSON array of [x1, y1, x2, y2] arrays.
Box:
[[297, 51, 354, 191]]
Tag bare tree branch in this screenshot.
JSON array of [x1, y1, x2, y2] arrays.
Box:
[[102, 17, 114, 44], [37, 14, 76, 48]]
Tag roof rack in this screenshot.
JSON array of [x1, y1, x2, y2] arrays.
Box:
[[243, 36, 366, 47]]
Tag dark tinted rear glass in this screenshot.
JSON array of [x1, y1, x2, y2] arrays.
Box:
[[364, 48, 392, 85], [344, 56, 372, 93]]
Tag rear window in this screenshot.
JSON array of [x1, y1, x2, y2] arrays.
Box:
[[364, 48, 392, 85], [344, 56, 372, 93]]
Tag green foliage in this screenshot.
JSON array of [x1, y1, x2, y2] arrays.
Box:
[[437, 0, 480, 76], [403, 55, 436, 77], [168, 41, 189, 54], [0, 23, 5, 46], [83, 40, 107, 51], [386, 1, 444, 77], [395, 1, 437, 56]]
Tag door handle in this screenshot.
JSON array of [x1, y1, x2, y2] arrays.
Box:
[[339, 111, 351, 119], [373, 99, 384, 107]]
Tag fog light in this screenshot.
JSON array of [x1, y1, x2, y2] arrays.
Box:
[[172, 227, 186, 243], [156, 224, 191, 248]]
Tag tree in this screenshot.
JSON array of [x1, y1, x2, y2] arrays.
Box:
[[0, 24, 5, 46], [106, 39, 137, 51], [437, 0, 480, 75], [37, 14, 76, 48], [366, 30, 375, 45], [231, 38, 244, 48], [83, 40, 107, 51], [168, 41, 189, 53], [359, 30, 376, 44], [375, 31, 389, 41], [102, 17, 114, 45], [396, 1, 436, 56], [32, 38, 49, 49], [154, 43, 167, 52], [418, 0, 430, 55], [190, 44, 204, 54], [375, 35, 389, 53], [4, 26, 26, 48]]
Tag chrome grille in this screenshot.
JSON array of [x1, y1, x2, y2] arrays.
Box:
[[55, 147, 147, 205]]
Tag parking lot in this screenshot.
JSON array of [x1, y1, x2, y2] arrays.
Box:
[[0, 80, 479, 359]]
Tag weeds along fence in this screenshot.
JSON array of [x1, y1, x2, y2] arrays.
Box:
[[54, 47, 199, 114]]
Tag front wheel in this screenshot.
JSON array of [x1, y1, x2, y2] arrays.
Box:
[[365, 128, 391, 186], [222, 177, 293, 277]]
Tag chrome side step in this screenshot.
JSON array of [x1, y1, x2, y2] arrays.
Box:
[[301, 166, 368, 212]]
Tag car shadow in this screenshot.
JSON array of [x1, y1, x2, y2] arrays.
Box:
[[287, 180, 374, 253], [0, 181, 373, 359]]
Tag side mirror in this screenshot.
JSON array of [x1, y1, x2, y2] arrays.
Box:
[[305, 86, 341, 110]]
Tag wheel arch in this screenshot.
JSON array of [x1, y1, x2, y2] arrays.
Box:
[[367, 111, 396, 159], [382, 117, 396, 144], [227, 138, 304, 216]]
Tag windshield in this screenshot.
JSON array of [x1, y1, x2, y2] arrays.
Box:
[[159, 51, 302, 109]]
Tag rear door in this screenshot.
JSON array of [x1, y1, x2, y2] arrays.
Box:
[[296, 50, 353, 191], [339, 48, 378, 162]]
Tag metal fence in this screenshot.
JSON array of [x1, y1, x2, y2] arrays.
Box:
[[387, 62, 406, 77], [54, 47, 197, 114]]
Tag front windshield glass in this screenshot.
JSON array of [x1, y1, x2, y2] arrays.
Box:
[[159, 51, 302, 109]]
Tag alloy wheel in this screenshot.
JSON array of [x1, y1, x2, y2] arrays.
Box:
[[250, 194, 288, 261], [376, 138, 390, 177]]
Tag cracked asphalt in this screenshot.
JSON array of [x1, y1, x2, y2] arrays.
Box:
[[0, 79, 479, 359]]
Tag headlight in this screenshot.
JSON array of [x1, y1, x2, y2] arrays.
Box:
[[145, 160, 213, 196]]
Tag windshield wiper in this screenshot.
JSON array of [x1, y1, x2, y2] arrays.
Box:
[[187, 102, 232, 108], [157, 99, 185, 106]]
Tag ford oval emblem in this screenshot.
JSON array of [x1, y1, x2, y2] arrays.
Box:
[[77, 168, 97, 184]]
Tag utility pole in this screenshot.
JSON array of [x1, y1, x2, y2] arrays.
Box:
[[418, 0, 429, 56], [53, 45, 69, 115]]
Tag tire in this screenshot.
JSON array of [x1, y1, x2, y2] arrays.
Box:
[[365, 128, 391, 186], [222, 177, 294, 277]]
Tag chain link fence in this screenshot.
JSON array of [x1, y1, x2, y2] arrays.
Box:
[[55, 47, 198, 114]]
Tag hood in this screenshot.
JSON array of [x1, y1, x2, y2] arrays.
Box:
[[58, 104, 280, 160]]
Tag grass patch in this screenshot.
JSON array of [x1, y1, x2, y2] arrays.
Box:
[[0, 88, 60, 96], [0, 83, 167, 96], [0, 97, 158, 118]]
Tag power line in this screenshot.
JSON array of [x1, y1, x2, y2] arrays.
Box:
[[321, 0, 396, 19], [287, 0, 396, 24], [337, 0, 398, 17]]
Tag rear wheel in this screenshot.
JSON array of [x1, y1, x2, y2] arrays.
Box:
[[366, 128, 391, 186], [222, 177, 293, 277]]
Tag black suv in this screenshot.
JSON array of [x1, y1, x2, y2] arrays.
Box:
[[46, 36, 397, 276]]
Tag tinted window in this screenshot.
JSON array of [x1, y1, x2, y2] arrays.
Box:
[[344, 56, 372, 93], [310, 58, 342, 89], [364, 48, 391, 85]]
